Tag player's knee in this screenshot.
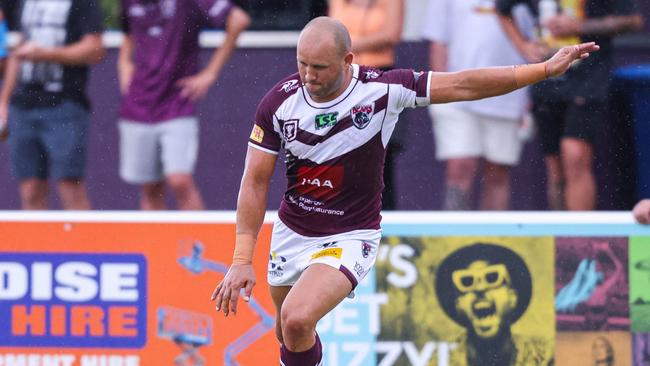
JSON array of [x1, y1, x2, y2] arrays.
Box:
[[280, 308, 314, 341]]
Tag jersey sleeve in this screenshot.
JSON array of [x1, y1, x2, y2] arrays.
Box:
[[376, 69, 433, 109], [192, 0, 234, 28], [248, 95, 282, 155]]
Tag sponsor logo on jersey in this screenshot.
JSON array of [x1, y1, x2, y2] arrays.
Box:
[[311, 248, 343, 260], [282, 120, 298, 142], [0, 253, 147, 348], [250, 124, 264, 143], [297, 166, 344, 200], [314, 112, 339, 130], [352, 104, 375, 129], [279, 79, 299, 93]]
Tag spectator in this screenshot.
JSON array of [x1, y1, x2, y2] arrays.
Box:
[[497, 0, 644, 210], [328, 0, 404, 210], [118, 0, 250, 210], [0, 0, 105, 210], [423, 0, 534, 210]]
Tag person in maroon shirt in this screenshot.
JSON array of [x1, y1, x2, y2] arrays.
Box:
[[118, 0, 250, 210], [211, 16, 598, 366]]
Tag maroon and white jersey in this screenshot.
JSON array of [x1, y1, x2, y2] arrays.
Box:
[[249, 64, 432, 237]]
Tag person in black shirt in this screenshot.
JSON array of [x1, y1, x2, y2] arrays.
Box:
[[0, 0, 105, 209], [496, 0, 643, 210]]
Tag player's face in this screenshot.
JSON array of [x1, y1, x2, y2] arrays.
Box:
[[297, 40, 349, 102], [453, 261, 517, 339]]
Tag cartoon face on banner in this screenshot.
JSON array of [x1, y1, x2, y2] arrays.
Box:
[[375, 236, 555, 366], [556, 332, 630, 365], [631, 237, 650, 332], [555, 237, 629, 331]]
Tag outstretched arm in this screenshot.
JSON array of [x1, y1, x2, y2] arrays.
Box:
[[428, 42, 599, 104], [211, 146, 277, 317]]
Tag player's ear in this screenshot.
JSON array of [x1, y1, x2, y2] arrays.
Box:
[[344, 52, 354, 66]]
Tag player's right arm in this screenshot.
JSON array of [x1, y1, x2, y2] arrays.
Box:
[[211, 147, 277, 317]]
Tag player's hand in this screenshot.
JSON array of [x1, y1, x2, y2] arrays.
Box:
[[546, 14, 582, 38], [544, 42, 599, 78], [633, 199, 650, 224], [210, 264, 256, 317], [176, 70, 217, 102], [520, 41, 552, 63]]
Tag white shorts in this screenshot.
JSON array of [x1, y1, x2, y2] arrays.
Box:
[[429, 104, 523, 166], [267, 219, 381, 297], [118, 117, 199, 184]]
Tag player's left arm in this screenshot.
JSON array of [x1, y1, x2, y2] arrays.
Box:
[[428, 42, 599, 104], [177, 5, 251, 101]]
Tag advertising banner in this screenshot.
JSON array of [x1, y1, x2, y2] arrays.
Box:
[[0, 217, 277, 366], [2, 212, 650, 365]]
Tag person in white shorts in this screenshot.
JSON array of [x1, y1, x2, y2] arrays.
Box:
[[118, 0, 250, 210], [423, 0, 535, 210], [210, 16, 598, 366]]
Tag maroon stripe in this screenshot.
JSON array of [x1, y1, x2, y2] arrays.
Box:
[[296, 93, 389, 146], [339, 265, 358, 290]]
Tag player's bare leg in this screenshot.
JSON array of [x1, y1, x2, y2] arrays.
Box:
[[141, 181, 166, 210], [270, 285, 292, 344], [277, 263, 353, 365]]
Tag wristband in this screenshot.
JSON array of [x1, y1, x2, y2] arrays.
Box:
[[232, 233, 256, 265], [513, 63, 549, 89]]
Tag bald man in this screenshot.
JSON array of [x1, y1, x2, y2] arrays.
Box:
[[211, 16, 598, 366]]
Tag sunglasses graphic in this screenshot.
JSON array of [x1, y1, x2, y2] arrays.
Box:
[[452, 263, 511, 293]]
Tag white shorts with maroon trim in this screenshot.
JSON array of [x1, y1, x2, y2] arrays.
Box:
[[267, 219, 381, 297]]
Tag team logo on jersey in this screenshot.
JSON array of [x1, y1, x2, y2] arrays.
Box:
[[282, 120, 298, 142], [361, 242, 372, 258], [279, 79, 299, 93], [315, 112, 339, 130], [352, 104, 375, 129], [250, 124, 264, 143], [365, 70, 381, 79]]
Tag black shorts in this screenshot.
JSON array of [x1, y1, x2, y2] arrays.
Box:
[[532, 99, 605, 156]]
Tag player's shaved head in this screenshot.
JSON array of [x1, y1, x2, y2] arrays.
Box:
[[299, 16, 352, 58]]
